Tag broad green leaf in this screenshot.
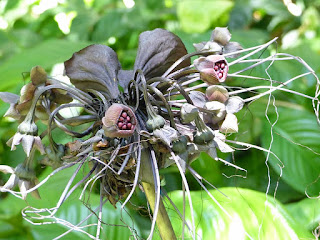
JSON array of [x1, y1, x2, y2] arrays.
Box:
[[0, 39, 90, 92], [286, 197, 320, 230], [164, 188, 313, 240], [177, 0, 234, 33], [261, 108, 320, 196]]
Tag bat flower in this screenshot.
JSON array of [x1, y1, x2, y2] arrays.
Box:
[[63, 28, 190, 204], [193, 27, 243, 58]]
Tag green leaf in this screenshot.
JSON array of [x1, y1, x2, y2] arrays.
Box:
[[0, 39, 91, 91], [286, 197, 320, 230], [177, 0, 234, 33], [165, 188, 313, 240], [261, 108, 320, 196]]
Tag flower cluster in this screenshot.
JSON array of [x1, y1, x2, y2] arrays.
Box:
[[0, 26, 242, 223], [1, 26, 316, 239]]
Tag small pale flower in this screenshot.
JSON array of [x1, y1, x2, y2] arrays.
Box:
[[0, 164, 40, 200], [7, 120, 45, 157]]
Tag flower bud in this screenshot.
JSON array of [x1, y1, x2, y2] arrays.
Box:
[[204, 101, 226, 124], [102, 103, 137, 138], [146, 114, 165, 132], [18, 120, 38, 136], [172, 135, 188, 153], [193, 129, 214, 145], [206, 85, 229, 103]]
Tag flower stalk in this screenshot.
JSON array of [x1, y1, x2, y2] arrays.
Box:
[[140, 148, 176, 240]]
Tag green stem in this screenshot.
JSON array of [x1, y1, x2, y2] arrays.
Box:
[[142, 182, 177, 240], [140, 148, 177, 240]]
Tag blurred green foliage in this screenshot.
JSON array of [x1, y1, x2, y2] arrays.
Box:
[[0, 0, 320, 239]]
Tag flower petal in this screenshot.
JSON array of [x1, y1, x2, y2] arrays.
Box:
[[2, 174, 18, 190], [117, 69, 134, 93], [0, 165, 15, 174], [0, 92, 20, 104], [226, 96, 244, 113], [220, 113, 238, 133], [214, 132, 234, 153], [21, 135, 35, 157], [134, 29, 190, 79], [64, 44, 121, 99], [7, 132, 23, 151], [189, 91, 206, 108], [34, 136, 45, 155], [153, 125, 179, 147], [210, 27, 231, 46], [224, 42, 243, 58]]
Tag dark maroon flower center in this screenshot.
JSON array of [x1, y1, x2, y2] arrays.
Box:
[[117, 111, 134, 130], [213, 60, 226, 79]]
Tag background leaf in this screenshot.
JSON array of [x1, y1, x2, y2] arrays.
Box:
[[0, 39, 90, 92], [261, 108, 320, 196], [165, 188, 314, 240]]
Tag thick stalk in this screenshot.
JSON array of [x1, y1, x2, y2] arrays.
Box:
[[142, 182, 177, 240], [140, 148, 177, 240]]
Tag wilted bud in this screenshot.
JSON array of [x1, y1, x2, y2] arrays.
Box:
[[146, 115, 165, 132], [102, 103, 137, 138], [204, 101, 226, 124], [219, 113, 238, 133], [210, 27, 231, 46], [194, 55, 229, 85], [30, 66, 47, 86], [193, 129, 214, 145], [180, 103, 199, 123], [18, 120, 38, 136], [206, 85, 229, 103]]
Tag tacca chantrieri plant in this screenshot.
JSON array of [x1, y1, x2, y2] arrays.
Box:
[[0, 27, 319, 239]]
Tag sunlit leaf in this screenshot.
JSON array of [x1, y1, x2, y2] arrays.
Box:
[[0, 39, 91, 91], [164, 187, 313, 240], [177, 0, 234, 33]]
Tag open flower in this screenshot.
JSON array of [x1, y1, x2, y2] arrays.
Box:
[[194, 55, 229, 84], [102, 103, 137, 138], [0, 164, 40, 200]]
